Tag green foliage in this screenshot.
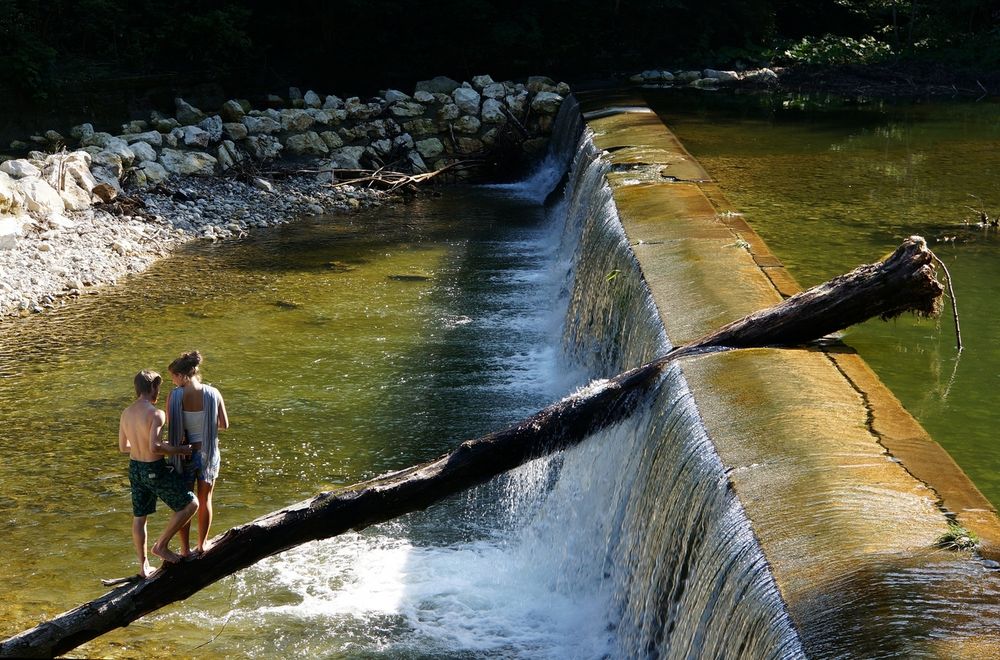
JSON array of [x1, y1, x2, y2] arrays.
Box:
[[780, 34, 894, 65], [935, 522, 980, 551]]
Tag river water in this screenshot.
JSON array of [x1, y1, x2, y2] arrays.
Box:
[[0, 176, 604, 656], [2, 90, 999, 658], [646, 89, 1000, 509]]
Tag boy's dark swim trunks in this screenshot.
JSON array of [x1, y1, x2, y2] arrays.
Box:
[[129, 458, 195, 517]]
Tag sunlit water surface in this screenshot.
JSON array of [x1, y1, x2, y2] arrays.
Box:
[[0, 185, 594, 658], [647, 90, 1000, 508]]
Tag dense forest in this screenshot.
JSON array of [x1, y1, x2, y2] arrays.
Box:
[[1, 0, 998, 102]]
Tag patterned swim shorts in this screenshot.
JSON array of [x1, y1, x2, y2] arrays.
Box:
[[129, 459, 195, 517]]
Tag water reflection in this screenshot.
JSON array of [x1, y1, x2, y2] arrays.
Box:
[[647, 89, 1000, 507]]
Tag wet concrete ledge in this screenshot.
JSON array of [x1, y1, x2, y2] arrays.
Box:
[[581, 102, 1000, 656]]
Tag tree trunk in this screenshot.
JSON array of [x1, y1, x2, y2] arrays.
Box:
[[0, 237, 943, 659]]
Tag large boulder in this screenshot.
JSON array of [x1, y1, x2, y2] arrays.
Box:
[[175, 98, 206, 125], [329, 146, 366, 169], [452, 115, 481, 134], [0, 171, 25, 215], [222, 122, 248, 141], [322, 95, 344, 110], [1, 159, 42, 179], [198, 115, 224, 143], [242, 115, 281, 135], [415, 137, 444, 159], [129, 141, 158, 163], [182, 126, 211, 148], [158, 148, 218, 176], [80, 132, 129, 151], [471, 74, 494, 90], [481, 98, 507, 124], [319, 131, 344, 149], [415, 76, 460, 94], [138, 161, 170, 186], [303, 90, 322, 108], [283, 131, 329, 156], [482, 82, 506, 99], [216, 140, 244, 171], [530, 91, 563, 114], [0, 216, 24, 250], [125, 130, 163, 147], [220, 99, 246, 122], [384, 89, 410, 103], [20, 177, 66, 213], [280, 109, 315, 132], [452, 86, 481, 115], [244, 135, 283, 160], [389, 101, 426, 118]]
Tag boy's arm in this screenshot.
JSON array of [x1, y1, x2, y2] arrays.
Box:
[[118, 414, 130, 453], [150, 409, 191, 456]]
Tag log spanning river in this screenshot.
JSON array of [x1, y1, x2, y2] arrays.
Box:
[[1, 91, 999, 657]]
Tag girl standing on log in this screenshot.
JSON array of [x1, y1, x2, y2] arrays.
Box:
[[166, 350, 229, 555]]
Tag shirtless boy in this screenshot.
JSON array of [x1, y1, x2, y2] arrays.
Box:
[[119, 369, 198, 577]]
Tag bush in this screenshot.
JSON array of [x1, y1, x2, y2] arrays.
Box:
[[780, 34, 894, 66]]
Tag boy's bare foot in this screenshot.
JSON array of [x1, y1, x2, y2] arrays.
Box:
[[151, 541, 182, 564]]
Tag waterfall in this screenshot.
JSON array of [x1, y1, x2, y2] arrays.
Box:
[[507, 115, 806, 658]]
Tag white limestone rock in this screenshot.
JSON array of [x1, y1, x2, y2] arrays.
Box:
[[1, 159, 42, 179], [0, 171, 25, 215], [158, 148, 218, 176], [19, 177, 66, 213], [452, 87, 481, 115], [0, 216, 25, 250]]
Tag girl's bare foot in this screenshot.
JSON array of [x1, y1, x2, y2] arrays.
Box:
[[151, 541, 182, 564], [139, 560, 154, 578]]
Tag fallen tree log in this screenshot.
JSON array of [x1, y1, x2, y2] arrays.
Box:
[[0, 237, 943, 658]]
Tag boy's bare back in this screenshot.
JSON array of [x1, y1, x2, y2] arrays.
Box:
[[119, 400, 165, 462]]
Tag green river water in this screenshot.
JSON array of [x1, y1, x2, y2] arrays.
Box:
[[647, 89, 1000, 509], [0, 186, 567, 657]]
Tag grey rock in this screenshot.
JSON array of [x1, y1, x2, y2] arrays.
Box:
[[303, 90, 322, 108], [159, 148, 218, 176], [222, 122, 248, 141], [402, 118, 437, 137], [283, 131, 329, 156], [319, 131, 344, 149], [198, 115, 224, 142], [389, 101, 426, 118], [413, 90, 435, 104], [129, 141, 157, 163], [242, 115, 281, 135], [471, 74, 494, 90], [220, 100, 246, 122], [125, 131, 163, 147], [280, 109, 316, 132], [530, 91, 563, 114], [384, 89, 410, 103], [182, 126, 211, 148], [329, 146, 366, 169], [245, 135, 283, 160], [481, 98, 507, 124], [175, 97, 206, 125], [452, 87, 481, 115], [322, 95, 344, 109], [415, 137, 444, 159], [70, 123, 95, 140], [452, 115, 481, 134]]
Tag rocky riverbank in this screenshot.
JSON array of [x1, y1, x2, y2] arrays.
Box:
[[0, 74, 569, 319]]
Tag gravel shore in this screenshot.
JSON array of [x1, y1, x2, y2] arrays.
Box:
[[0, 171, 383, 319]]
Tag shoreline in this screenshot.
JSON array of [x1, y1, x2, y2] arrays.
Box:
[[0, 168, 385, 318]]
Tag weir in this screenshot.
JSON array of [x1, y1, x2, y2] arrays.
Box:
[[550, 94, 1000, 657]]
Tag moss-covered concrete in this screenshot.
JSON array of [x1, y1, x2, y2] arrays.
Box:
[[585, 103, 1000, 656]]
